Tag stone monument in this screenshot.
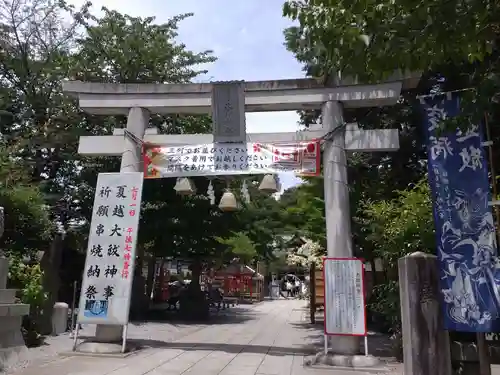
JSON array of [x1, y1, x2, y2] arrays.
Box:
[[399, 252, 452, 375], [0, 207, 30, 372]]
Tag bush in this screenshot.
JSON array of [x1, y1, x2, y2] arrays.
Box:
[[368, 281, 401, 333], [362, 180, 435, 358], [8, 257, 47, 346], [9, 258, 46, 311]]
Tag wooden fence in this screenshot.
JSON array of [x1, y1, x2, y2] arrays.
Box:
[[309, 264, 324, 323]]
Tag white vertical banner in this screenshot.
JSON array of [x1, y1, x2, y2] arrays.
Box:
[[323, 258, 367, 336], [77, 172, 144, 325]]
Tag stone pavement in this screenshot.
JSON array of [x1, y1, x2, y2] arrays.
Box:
[[7, 299, 394, 375]]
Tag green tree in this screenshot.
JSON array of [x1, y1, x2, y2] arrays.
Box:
[[0, 0, 98, 335], [216, 232, 257, 265], [66, 9, 225, 318], [0, 0, 92, 225], [362, 180, 434, 346], [0, 146, 53, 256], [282, 0, 500, 128], [280, 178, 326, 246], [282, 0, 498, 80], [235, 180, 288, 261], [280, 0, 500, 352], [68, 8, 220, 264], [362, 180, 435, 268]]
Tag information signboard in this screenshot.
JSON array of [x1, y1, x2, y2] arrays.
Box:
[[323, 257, 367, 336], [77, 172, 144, 325]]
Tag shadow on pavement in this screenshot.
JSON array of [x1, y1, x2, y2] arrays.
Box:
[[120, 340, 317, 356], [131, 307, 258, 326], [288, 318, 398, 359]]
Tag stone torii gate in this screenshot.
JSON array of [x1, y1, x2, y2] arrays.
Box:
[[63, 75, 418, 356]]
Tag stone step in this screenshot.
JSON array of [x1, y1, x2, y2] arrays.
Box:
[[0, 289, 16, 303]]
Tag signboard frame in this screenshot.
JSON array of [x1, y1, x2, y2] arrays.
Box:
[[322, 257, 367, 337], [76, 172, 144, 326]]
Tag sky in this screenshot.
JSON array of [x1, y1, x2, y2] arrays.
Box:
[[68, 0, 305, 192]]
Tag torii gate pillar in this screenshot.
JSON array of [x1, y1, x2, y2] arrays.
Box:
[[322, 100, 358, 354]]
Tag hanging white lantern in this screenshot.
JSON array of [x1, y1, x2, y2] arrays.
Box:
[[218, 190, 239, 212], [174, 177, 196, 196], [258, 174, 278, 193]]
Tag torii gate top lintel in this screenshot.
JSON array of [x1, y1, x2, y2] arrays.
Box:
[[64, 72, 421, 156], [62, 73, 420, 115]]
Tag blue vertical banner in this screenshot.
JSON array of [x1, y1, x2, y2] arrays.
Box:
[[421, 93, 500, 332]]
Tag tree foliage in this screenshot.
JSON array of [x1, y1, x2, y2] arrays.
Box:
[[278, 0, 499, 338], [0, 0, 287, 289], [363, 179, 435, 268], [216, 232, 257, 265], [286, 238, 324, 269], [363, 180, 435, 335], [280, 178, 326, 246], [282, 0, 498, 80], [0, 146, 53, 256]]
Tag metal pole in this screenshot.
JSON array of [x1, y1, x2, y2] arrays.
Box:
[[72, 322, 80, 351], [121, 324, 128, 353], [70, 281, 77, 334]]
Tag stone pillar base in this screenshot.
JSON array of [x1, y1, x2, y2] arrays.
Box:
[[329, 335, 359, 355], [72, 324, 126, 354], [74, 341, 128, 354], [0, 344, 29, 372], [304, 353, 383, 369], [0, 256, 31, 372], [95, 324, 123, 343], [0, 299, 30, 372]]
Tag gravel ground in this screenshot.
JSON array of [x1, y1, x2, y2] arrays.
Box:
[[4, 320, 207, 374]]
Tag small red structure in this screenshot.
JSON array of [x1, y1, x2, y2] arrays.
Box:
[[153, 262, 171, 302], [212, 262, 264, 303]]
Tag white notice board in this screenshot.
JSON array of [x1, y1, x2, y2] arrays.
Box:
[[77, 172, 144, 325], [323, 257, 367, 336]]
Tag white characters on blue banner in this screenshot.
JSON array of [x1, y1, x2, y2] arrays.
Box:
[[458, 145, 483, 172], [430, 136, 453, 160], [423, 95, 500, 331]]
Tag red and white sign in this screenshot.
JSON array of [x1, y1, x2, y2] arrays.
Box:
[[323, 257, 367, 336], [144, 141, 321, 179]]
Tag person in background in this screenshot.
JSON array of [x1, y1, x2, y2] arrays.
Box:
[[286, 279, 293, 297], [294, 278, 301, 298], [279, 278, 287, 299]]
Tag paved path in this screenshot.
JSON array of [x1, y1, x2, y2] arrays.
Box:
[[9, 299, 388, 375]]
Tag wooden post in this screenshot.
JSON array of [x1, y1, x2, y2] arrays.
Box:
[[309, 263, 316, 324], [399, 252, 452, 375], [478, 112, 496, 375], [477, 333, 492, 375]]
